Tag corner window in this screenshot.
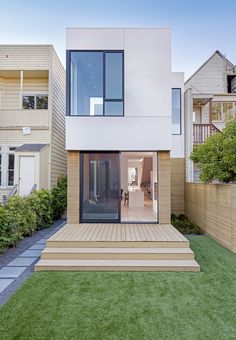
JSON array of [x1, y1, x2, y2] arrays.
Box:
[[69, 51, 124, 116], [22, 95, 48, 110], [172, 88, 181, 135]]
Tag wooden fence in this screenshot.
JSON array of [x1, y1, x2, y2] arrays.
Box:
[[185, 182, 236, 253]]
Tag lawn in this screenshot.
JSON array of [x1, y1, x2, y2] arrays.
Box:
[[0, 236, 236, 340]]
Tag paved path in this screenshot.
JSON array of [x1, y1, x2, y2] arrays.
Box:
[[0, 219, 66, 305]]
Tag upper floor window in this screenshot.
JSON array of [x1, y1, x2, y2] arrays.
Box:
[[68, 51, 124, 116], [172, 88, 181, 135], [22, 95, 48, 110], [212, 101, 236, 122]]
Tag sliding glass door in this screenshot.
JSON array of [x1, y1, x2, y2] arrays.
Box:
[[80, 152, 120, 222]]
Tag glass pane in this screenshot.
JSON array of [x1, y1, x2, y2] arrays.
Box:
[[223, 102, 233, 120], [36, 95, 48, 109], [105, 52, 123, 99], [8, 154, 14, 170], [172, 89, 181, 134], [70, 52, 103, 115], [81, 153, 120, 221], [105, 101, 123, 116], [8, 171, 14, 186], [23, 96, 35, 109], [212, 102, 222, 121]]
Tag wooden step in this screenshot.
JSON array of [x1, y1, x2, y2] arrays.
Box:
[[35, 259, 200, 272], [46, 240, 189, 248], [41, 247, 194, 260]]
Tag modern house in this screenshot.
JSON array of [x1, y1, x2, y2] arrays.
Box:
[[0, 45, 66, 201], [36, 28, 200, 272], [185, 50, 236, 181]]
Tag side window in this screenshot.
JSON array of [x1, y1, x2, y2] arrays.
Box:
[[172, 88, 181, 135]]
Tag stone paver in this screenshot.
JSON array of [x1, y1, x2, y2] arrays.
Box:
[[0, 279, 14, 293], [0, 267, 27, 278], [36, 239, 47, 244], [29, 244, 45, 250], [0, 219, 66, 305], [19, 250, 42, 257], [7, 257, 37, 267]]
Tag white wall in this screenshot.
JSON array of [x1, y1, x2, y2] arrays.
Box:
[[66, 28, 172, 151], [66, 116, 171, 151], [171, 72, 185, 158]]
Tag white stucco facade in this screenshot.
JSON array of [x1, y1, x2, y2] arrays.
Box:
[[66, 28, 179, 152]]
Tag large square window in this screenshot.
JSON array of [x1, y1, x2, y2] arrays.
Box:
[[69, 51, 124, 116]]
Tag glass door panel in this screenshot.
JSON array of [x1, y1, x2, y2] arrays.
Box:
[[81, 152, 120, 222]]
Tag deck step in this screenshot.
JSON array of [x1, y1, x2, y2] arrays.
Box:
[[46, 240, 190, 248], [41, 247, 194, 260], [35, 259, 200, 272]]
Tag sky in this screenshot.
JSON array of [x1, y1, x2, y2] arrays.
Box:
[[0, 0, 236, 79]]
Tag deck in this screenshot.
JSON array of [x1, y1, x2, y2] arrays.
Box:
[[35, 224, 200, 272]]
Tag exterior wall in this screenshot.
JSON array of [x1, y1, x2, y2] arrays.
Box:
[[0, 45, 66, 193], [67, 151, 80, 224], [171, 158, 185, 215], [186, 182, 236, 253], [185, 53, 227, 93], [0, 45, 50, 70], [158, 151, 171, 224], [66, 116, 171, 151], [49, 48, 67, 187], [66, 28, 172, 152]]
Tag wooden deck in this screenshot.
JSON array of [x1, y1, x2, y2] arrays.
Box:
[[35, 224, 200, 272], [49, 223, 187, 242]]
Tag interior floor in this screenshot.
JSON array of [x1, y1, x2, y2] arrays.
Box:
[[121, 196, 157, 222]]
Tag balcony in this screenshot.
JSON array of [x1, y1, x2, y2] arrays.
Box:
[[193, 123, 221, 144], [0, 109, 50, 128], [0, 69, 49, 128]]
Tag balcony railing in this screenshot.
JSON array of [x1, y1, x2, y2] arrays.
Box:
[[193, 123, 221, 144], [0, 109, 50, 128]]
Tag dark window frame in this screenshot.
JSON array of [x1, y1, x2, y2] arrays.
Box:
[[171, 88, 182, 135], [66, 50, 124, 117]]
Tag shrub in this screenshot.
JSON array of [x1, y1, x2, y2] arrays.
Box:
[[0, 206, 19, 252], [171, 214, 202, 235], [51, 176, 67, 220], [29, 190, 52, 229], [5, 196, 37, 238]]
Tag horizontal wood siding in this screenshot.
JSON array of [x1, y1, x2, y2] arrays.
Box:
[[171, 158, 185, 214], [186, 182, 236, 253], [185, 53, 227, 94], [67, 151, 80, 224], [158, 151, 171, 224], [0, 129, 50, 145], [0, 110, 50, 128], [0, 45, 50, 69], [50, 49, 67, 187]]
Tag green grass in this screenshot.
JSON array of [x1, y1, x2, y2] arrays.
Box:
[[1, 236, 236, 340]]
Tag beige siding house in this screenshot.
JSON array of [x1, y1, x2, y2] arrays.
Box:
[[184, 50, 236, 181], [0, 45, 66, 200]]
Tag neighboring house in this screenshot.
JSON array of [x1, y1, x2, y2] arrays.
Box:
[[0, 45, 66, 201], [65, 28, 185, 223], [184, 50, 236, 181], [35, 28, 200, 272]]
